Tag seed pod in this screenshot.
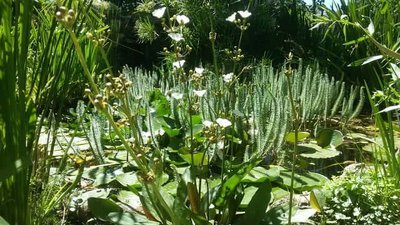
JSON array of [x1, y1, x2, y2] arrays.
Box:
[[55, 11, 63, 21], [84, 88, 91, 95], [68, 9, 75, 17], [95, 94, 103, 100]]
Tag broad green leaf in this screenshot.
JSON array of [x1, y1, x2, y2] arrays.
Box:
[[172, 180, 192, 225], [149, 89, 171, 116], [279, 170, 328, 191], [164, 126, 180, 137], [241, 181, 272, 224], [239, 186, 258, 208], [107, 212, 159, 225], [298, 143, 341, 159], [272, 187, 288, 200], [116, 190, 141, 209], [191, 114, 202, 125], [214, 161, 258, 207], [180, 152, 208, 166], [84, 166, 123, 186], [242, 166, 282, 183], [285, 132, 310, 143], [347, 55, 383, 67], [262, 204, 293, 225], [88, 198, 122, 221], [316, 129, 343, 148], [290, 208, 317, 223], [116, 172, 140, 187]]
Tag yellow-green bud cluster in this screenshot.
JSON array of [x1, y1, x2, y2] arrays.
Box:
[[55, 6, 76, 28], [203, 123, 219, 143], [105, 74, 133, 98]]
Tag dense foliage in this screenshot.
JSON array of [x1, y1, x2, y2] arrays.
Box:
[[1, 0, 400, 225]]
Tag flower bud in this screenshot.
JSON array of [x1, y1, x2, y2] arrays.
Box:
[[68, 9, 75, 17]]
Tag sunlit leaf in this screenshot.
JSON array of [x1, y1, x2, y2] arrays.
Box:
[[316, 128, 343, 148], [285, 132, 310, 143], [378, 105, 400, 113], [367, 19, 375, 35], [347, 55, 383, 67], [108, 212, 159, 225], [241, 180, 272, 224], [279, 170, 328, 191], [310, 190, 321, 212], [88, 198, 122, 221], [299, 143, 341, 159], [0, 216, 10, 225], [214, 161, 258, 207], [180, 152, 208, 166]]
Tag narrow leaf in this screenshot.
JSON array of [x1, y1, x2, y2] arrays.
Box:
[[378, 105, 400, 113], [347, 55, 383, 67]]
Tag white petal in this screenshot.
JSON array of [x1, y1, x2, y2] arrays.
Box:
[[226, 12, 237, 22], [141, 131, 151, 138], [203, 120, 213, 128], [152, 7, 166, 19], [193, 90, 206, 97], [156, 128, 165, 136], [238, 10, 252, 18], [195, 67, 204, 74], [171, 92, 183, 100], [216, 118, 232, 128], [168, 33, 184, 42], [176, 15, 190, 24], [173, 60, 185, 69], [223, 73, 234, 83]]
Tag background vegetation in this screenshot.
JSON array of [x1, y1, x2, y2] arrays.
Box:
[[1, 0, 399, 224]]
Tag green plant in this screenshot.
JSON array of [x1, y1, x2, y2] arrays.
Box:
[[312, 0, 400, 86], [0, 1, 34, 224], [312, 169, 400, 225]]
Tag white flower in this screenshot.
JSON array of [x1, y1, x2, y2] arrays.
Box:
[[195, 67, 204, 74], [141, 131, 151, 138], [168, 33, 184, 42], [155, 128, 165, 136], [203, 120, 213, 128], [193, 90, 206, 97], [176, 15, 190, 25], [238, 10, 252, 18], [216, 118, 232, 128], [340, 14, 349, 20], [171, 92, 183, 100], [226, 12, 237, 22], [152, 7, 166, 19], [353, 207, 361, 217], [223, 73, 234, 83], [173, 60, 185, 69]]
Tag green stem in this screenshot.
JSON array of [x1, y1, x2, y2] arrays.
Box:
[[67, 29, 99, 94], [286, 70, 299, 225]]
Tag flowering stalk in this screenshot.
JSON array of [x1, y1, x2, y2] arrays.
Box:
[[285, 52, 299, 225], [57, 7, 177, 224]]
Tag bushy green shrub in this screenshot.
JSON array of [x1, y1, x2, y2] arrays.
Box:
[[313, 169, 400, 225]]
